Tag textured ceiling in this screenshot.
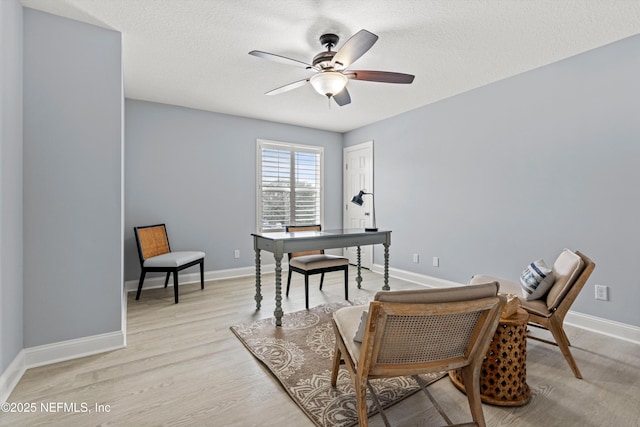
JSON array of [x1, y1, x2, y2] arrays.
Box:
[[20, 0, 640, 132]]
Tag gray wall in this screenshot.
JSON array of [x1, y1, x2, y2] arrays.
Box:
[[23, 9, 123, 347], [124, 100, 343, 281], [344, 34, 640, 327], [1, 0, 23, 374]]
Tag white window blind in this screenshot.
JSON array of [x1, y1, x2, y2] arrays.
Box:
[[257, 140, 323, 232]]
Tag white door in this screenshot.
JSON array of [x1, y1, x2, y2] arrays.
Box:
[[343, 141, 374, 268]]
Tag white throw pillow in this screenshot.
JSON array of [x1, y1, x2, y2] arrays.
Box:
[[353, 311, 368, 343], [520, 259, 555, 301]]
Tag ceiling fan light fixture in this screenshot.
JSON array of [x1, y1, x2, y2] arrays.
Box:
[[251, 29, 413, 107], [310, 72, 348, 98]]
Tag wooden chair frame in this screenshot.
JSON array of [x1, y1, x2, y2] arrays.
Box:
[[526, 251, 595, 379], [331, 287, 505, 427], [134, 224, 204, 304], [471, 250, 595, 379]]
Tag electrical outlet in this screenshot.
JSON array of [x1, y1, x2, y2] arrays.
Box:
[[595, 284, 608, 301], [234, 249, 240, 259], [412, 253, 419, 263], [433, 256, 439, 267]]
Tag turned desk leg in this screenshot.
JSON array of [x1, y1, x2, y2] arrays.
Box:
[[383, 242, 390, 291], [356, 246, 362, 289], [274, 253, 283, 326], [254, 248, 262, 310]]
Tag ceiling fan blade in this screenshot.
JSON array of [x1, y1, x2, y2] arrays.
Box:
[[331, 29, 378, 69], [265, 78, 309, 96], [333, 88, 351, 106], [348, 70, 415, 84], [249, 50, 312, 69]]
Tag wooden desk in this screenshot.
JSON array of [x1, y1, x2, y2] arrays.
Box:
[[449, 308, 531, 406], [252, 229, 391, 325]]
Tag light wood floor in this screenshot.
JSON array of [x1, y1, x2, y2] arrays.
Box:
[[3, 269, 640, 426]]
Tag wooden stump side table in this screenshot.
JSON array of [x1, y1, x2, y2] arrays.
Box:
[[449, 308, 531, 406]]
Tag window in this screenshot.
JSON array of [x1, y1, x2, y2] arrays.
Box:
[[257, 140, 324, 232]]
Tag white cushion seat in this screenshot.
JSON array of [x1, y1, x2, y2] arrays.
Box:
[[289, 254, 349, 270], [471, 274, 550, 317], [333, 305, 367, 363], [143, 251, 205, 268]]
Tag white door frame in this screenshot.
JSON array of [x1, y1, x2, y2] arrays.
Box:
[[343, 141, 374, 269]]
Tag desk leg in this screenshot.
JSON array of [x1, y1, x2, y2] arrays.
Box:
[[356, 246, 362, 289], [274, 253, 283, 326], [254, 248, 262, 310], [383, 242, 390, 291]]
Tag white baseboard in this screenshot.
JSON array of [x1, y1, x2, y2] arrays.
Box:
[[372, 263, 640, 345], [23, 331, 125, 369], [564, 311, 640, 344], [1, 330, 125, 403], [373, 264, 463, 289], [0, 350, 26, 404], [125, 265, 277, 292]]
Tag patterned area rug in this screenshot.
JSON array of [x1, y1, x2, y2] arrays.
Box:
[[230, 302, 445, 427]]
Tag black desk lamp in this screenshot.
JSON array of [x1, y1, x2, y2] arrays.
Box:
[[351, 190, 377, 232]]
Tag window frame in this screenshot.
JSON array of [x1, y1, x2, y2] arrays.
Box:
[[256, 139, 325, 233]]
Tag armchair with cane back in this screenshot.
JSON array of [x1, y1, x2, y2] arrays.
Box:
[[331, 282, 505, 427], [470, 249, 595, 378]]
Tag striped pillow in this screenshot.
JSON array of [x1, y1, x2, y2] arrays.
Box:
[[520, 259, 555, 300]]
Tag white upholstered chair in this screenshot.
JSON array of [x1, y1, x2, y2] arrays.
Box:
[[134, 224, 205, 304]]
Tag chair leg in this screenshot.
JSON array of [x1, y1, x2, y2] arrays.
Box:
[[355, 379, 369, 427], [164, 272, 171, 288], [304, 274, 310, 309], [173, 269, 179, 304], [331, 343, 342, 387], [548, 317, 583, 379], [136, 270, 147, 300], [344, 267, 349, 301], [286, 270, 293, 297], [319, 272, 325, 290], [461, 364, 486, 427], [200, 260, 205, 290]]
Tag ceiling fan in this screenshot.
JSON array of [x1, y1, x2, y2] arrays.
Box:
[[249, 29, 415, 106]]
